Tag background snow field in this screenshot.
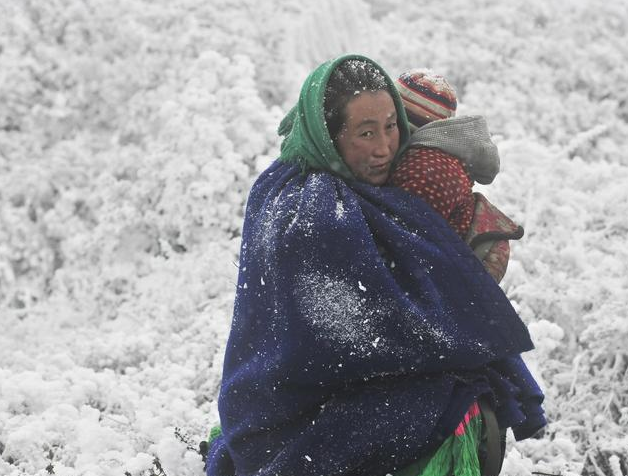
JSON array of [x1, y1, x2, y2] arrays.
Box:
[[1, 1, 627, 475]]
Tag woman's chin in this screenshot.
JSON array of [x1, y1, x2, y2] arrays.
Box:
[[369, 177, 388, 186], [364, 170, 390, 186]]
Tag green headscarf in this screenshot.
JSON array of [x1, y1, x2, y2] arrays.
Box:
[[278, 54, 411, 181]]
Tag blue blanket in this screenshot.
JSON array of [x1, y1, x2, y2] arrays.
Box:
[[206, 161, 545, 476]]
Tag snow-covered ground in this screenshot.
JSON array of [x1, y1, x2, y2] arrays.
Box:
[[1, 1, 627, 475]]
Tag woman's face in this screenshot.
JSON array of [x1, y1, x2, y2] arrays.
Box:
[[336, 90, 400, 186]]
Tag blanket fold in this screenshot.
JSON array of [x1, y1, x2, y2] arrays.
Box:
[[207, 161, 544, 476]]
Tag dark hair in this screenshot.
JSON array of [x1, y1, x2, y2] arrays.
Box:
[[324, 59, 390, 141]]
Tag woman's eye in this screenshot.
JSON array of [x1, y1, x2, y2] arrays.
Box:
[[387, 122, 397, 130], [360, 130, 374, 138]]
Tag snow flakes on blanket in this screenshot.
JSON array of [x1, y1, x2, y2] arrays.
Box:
[[295, 271, 389, 355], [293, 270, 489, 362], [254, 195, 284, 250], [407, 310, 457, 351], [335, 199, 346, 220]]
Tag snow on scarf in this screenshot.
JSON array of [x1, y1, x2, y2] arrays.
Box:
[[205, 161, 545, 476]]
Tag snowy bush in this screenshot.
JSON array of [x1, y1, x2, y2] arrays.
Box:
[[369, 0, 628, 164], [1, 1, 279, 474], [1, 0, 628, 474]]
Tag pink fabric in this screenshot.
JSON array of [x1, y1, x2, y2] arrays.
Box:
[[454, 402, 481, 437]]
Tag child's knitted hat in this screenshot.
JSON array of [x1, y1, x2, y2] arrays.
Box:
[[396, 69, 457, 127]]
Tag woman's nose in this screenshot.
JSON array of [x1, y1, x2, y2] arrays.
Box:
[[373, 135, 392, 157]]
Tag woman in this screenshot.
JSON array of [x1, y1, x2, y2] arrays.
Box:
[[205, 54, 545, 476]]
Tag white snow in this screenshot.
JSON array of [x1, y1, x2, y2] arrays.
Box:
[[1, 0, 627, 475], [296, 270, 388, 354], [335, 200, 346, 220]]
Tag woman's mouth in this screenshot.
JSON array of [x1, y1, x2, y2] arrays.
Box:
[[370, 161, 391, 173]]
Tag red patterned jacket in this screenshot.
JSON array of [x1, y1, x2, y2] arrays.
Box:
[[390, 147, 523, 282]]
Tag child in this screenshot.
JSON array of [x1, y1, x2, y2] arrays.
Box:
[[389, 69, 523, 282]]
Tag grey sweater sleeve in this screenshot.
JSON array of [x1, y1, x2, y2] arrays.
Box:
[[407, 115, 500, 184]]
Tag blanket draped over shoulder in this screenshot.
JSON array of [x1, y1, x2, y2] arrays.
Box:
[[206, 161, 545, 476]]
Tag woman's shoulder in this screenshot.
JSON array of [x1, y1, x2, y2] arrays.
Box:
[[245, 162, 354, 239]]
